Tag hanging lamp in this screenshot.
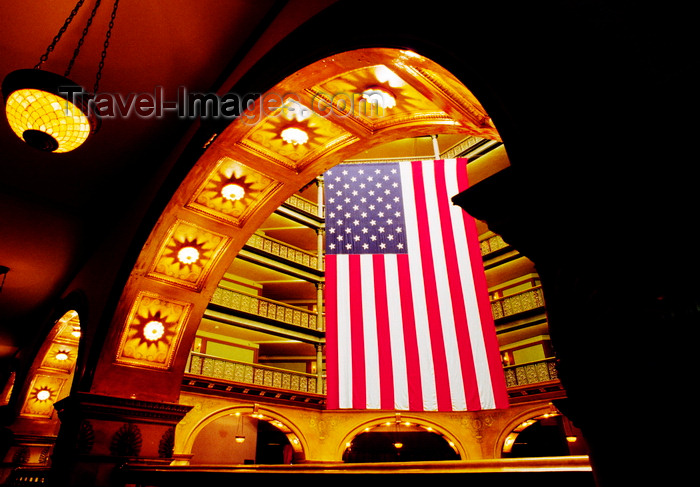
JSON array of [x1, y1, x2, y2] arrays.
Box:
[[235, 412, 246, 443], [2, 0, 120, 153]]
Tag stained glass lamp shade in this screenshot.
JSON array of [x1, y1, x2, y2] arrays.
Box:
[[2, 69, 99, 153]]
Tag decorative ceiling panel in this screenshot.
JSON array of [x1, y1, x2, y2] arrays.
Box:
[[115, 292, 191, 370], [399, 64, 502, 141], [55, 310, 81, 341], [147, 219, 230, 291], [39, 342, 79, 373], [312, 64, 455, 133], [186, 156, 281, 227], [20, 374, 67, 418], [237, 97, 357, 171]]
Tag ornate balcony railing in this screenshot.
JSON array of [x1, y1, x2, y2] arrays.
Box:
[[491, 286, 545, 320], [187, 352, 325, 396], [503, 357, 558, 388], [284, 194, 322, 218], [211, 287, 322, 332], [246, 232, 322, 271], [480, 233, 509, 257], [187, 353, 558, 402]]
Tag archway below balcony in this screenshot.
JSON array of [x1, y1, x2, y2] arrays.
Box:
[[184, 404, 306, 465], [340, 415, 464, 463], [497, 405, 590, 459]]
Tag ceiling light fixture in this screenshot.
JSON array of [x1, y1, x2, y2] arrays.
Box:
[[362, 87, 396, 109], [143, 320, 165, 342], [282, 98, 312, 122], [36, 389, 52, 402], [392, 413, 403, 450], [177, 246, 200, 265], [221, 183, 246, 201], [235, 412, 246, 443], [281, 126, 308, 145], [1, 0, 121, 153], [55, 351, 70, 361]]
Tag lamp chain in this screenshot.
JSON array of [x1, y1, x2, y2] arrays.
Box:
[[34, 0, 87, 69], [64, 0, 105, 79], [93, 0, 120, 95], [33, 0, 120, 96]]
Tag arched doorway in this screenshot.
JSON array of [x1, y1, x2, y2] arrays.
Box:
[[188, 406, 304, 465], [341, 417, 463, 463], [502, 410, 589, 458], [343, 424, 460, 463]]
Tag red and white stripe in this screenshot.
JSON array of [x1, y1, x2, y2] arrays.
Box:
[[325, 159, 508, 411]]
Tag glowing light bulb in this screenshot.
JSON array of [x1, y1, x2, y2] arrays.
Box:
[[362, 87, 396, 109], [4, 85, 94, 152], [36, 390, 51, 401], [143, 321, 165, 341], [55, 351, 70, 361], [281, 127, 308, 145], [177, 246, 200, 264], [221, 183, 246, 201]]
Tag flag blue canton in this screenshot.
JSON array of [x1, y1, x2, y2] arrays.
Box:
[[324, 163, 408, 255]]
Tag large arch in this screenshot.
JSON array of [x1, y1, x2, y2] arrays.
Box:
[[86, 46, 505, 403]]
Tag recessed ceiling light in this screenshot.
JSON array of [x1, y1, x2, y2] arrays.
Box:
[[281, 127, 308, 145], [143, 321, 165, 341], [177, 246, 200, 265], [36, 389, 51, 401], [221, 183, 246, 201], [362, 87, 396, 109], [55, 351, 70, 361]]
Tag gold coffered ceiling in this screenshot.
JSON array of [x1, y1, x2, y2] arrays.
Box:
[[19, 311, 80, 418], [147, 219, 230, 291], [115, 291, 192, 370], [312, 64, 453, 133], [238, 98, 354, 172], [107, 47, 502, 376], [187, 157, 281, 227], [225, 47, 501, 174]]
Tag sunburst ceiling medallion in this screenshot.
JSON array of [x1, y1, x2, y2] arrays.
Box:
[[148, 220, 229, 290], [186, 157, 280, 227], [20, 374, 67, 418], [116, 292, 191, 370], [238, 97, 353, 171]]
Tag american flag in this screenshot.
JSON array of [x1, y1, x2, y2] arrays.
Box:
[[324, 159, 508, 412]]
